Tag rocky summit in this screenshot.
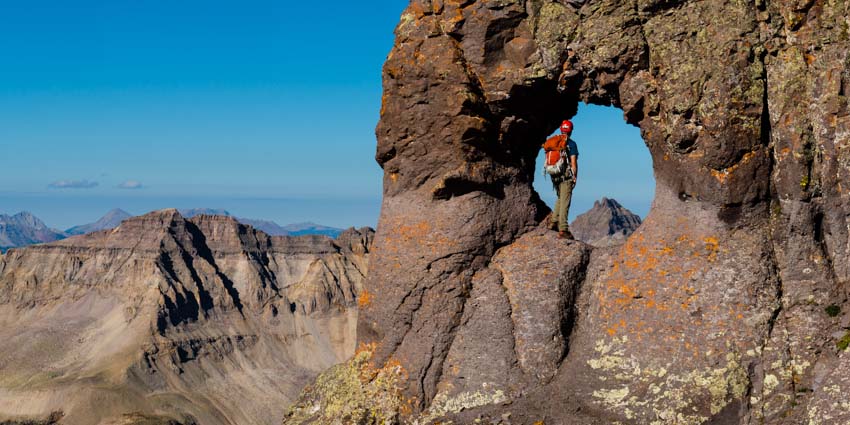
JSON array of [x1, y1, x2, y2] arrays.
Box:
[[571, 197, 642, 247], [0, 209, 373, 425], [284, 0, 850, 423]]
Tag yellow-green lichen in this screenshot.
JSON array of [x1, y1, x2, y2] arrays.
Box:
[[763, 374, 779, 393], [807, 384, 850, 425], [586, 338, 749, 424], [283, 346, 406, 425], [837, 331, 850, 351], [533, 2, 578, 68], [396, 11, 418, 38], [416, 386, 509, 424]]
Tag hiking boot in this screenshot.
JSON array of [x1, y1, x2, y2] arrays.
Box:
[[558, 230, 574, 240]]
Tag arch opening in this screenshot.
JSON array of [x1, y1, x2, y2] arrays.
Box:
[[531, 102, 655, 245]]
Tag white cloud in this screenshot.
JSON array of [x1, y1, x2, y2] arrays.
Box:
[[117, 180, 144, 189], [48, 179, 98, 189]]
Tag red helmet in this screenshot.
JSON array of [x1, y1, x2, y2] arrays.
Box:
[[560, 120, 573, 134]]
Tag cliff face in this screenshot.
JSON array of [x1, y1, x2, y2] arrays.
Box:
[[0, 210, 373, 425], [286, 0, 850, 423]]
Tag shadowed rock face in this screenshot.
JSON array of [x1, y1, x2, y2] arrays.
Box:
[[572, 197, 643, 247], [0, 210, 373, 425], [285, 0, 850, 423]]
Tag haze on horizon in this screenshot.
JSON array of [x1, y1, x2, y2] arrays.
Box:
[[0, 1, 653, 230]]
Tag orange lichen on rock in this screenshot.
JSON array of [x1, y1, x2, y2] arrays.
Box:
[[407, 1, 428, 19], [711, 168, 731, 183], [591, 226, 744, 361], [709, 151, 760, 184], [358, 288, 372, 308], [805, 53, 816, 65], [702, 236, 720, 261], [355, 342, 378, 357]]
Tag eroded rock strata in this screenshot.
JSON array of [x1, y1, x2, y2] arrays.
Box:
[[285, 0, 850, 423], [0, 210, 373, 425]]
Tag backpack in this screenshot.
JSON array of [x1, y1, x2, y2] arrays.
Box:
[[542, 135, 571, 176]]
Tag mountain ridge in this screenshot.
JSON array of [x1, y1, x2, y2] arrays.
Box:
[[1, 209, 348, 252]]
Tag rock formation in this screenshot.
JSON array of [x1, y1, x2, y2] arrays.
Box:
[[0, 212, 66, 252], [0, 210, 373, 425], [571, 197, 642, 247], [285, 0, 850, 423], [65, 208, 133, 236]]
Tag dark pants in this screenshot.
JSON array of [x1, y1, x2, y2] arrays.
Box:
[[551, 177, 574, 232]]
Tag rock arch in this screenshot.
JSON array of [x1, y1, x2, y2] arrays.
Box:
[[285, 0, 850, 423]]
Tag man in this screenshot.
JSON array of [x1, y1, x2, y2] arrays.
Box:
[[543, 119, 579, 239]]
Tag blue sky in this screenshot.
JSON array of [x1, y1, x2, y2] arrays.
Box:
[[0, 1, 653, 230]]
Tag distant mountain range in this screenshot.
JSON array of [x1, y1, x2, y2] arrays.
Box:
[[0, 209, 346, 252], [176, 209, 343, 237], [273, 222, 344, 237], [0, 212, 66, 253], [65, 208, 133, 236], [178, 208, 232, 217]]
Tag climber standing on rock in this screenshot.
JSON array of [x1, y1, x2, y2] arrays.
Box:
[[542, 119, 579, 239]]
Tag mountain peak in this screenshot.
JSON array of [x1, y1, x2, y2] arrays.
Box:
[[0, 211, 65, 250], [56, 209, 198, 251], [104, 208, 131, 218], [571, 198, 642, 247], [124, 208, 183, 225], [66, 208, 134, 236], [7, 211, 47, 229], [595, 197, 618, 207]]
